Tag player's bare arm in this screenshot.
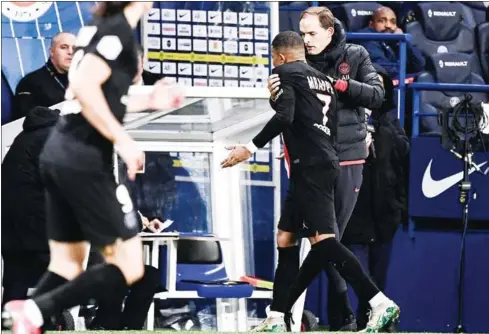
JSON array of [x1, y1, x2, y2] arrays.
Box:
[[125, 78, 184, 113]]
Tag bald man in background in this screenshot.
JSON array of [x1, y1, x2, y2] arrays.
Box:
[[357, 6, 425, 79], [12, 32, 76, 120]]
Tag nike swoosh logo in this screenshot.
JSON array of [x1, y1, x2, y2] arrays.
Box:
[[149, 65, 156, 69], [179, 14, 187, 18], [149, 12, 156, 17], [421, 159, 488, 198]]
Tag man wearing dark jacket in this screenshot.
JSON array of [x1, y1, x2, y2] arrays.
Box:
[[12, 32, 75, 121], [357, 6, 425, 79], [2, 107, 60, 306], [262, 6, 386, 332], [342, 64, 410, 329]]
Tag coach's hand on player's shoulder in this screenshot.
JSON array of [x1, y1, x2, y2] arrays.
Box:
[[267, 74, 281, 98], [149, 78, 185, 110], [115, 136, 145, 181], [220, 145, 252, 168]]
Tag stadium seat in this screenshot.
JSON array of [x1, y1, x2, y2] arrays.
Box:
[[476, 22, 489, 83], [459, 1, 488, 27], [1, 71, 14, 124], [330, 2, 381, 32], [279, 2, 310, 33], [405, 2, 480, 75], [416, 52, 489, 135], [159, 235, 253, 298]]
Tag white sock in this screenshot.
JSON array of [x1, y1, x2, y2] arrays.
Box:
[[24, 300, 44, 327], [368, 292, 388, 309], [269, 311, 284, 319]]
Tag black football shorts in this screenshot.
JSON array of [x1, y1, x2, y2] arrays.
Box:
[[41, 161, 140, 247], [278, 160, 339, 237]]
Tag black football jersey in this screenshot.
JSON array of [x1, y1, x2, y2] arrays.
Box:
[[41, 13, 138, 172], [272, 61, 338, 165]]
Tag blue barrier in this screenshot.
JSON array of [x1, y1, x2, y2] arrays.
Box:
[[410, 83, 489, 137]]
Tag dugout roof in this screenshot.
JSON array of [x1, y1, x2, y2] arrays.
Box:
[[123, 87, 273, 142]]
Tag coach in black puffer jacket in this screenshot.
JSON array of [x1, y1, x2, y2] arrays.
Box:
[[306, 18, 385, 163]]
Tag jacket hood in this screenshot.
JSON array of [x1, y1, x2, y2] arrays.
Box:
[[327, 18, 347, 58], [22, 106, 60, 132]]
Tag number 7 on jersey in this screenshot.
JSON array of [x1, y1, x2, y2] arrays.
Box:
[[316, 93, 331, 126]]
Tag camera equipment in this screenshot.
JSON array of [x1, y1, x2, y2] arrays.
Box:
[[439, 94, 489, 333]]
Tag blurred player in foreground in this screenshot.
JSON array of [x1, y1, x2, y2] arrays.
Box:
[[3, 2, 184, 333], [221, 31, 400, 333]]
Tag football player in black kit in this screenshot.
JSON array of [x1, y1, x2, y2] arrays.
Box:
[[2, 3, 184, 334], [221, 31, 399, 333]]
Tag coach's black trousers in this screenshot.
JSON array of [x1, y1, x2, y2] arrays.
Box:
[[325, 164, 363, 328]]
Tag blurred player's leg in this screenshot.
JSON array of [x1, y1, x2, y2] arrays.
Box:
[[121, 265, 160, 329], [3, 163, 144, 334]]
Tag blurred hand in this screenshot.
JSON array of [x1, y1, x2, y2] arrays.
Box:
[[221, 145, 252, 168], [150, 78, 185, 110], [116, 137, 145, 181], [394, 27, 403, 34], [147, 219, 164, 233]]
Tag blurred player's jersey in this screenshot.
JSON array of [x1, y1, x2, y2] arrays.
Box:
[[272, 61, 338, 166], [41, 12, 138, 173]]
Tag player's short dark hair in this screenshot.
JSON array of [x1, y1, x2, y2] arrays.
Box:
[[272, 31, 305, 53], [300, 7, 335, 30], [93, 1, 132, 18]]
